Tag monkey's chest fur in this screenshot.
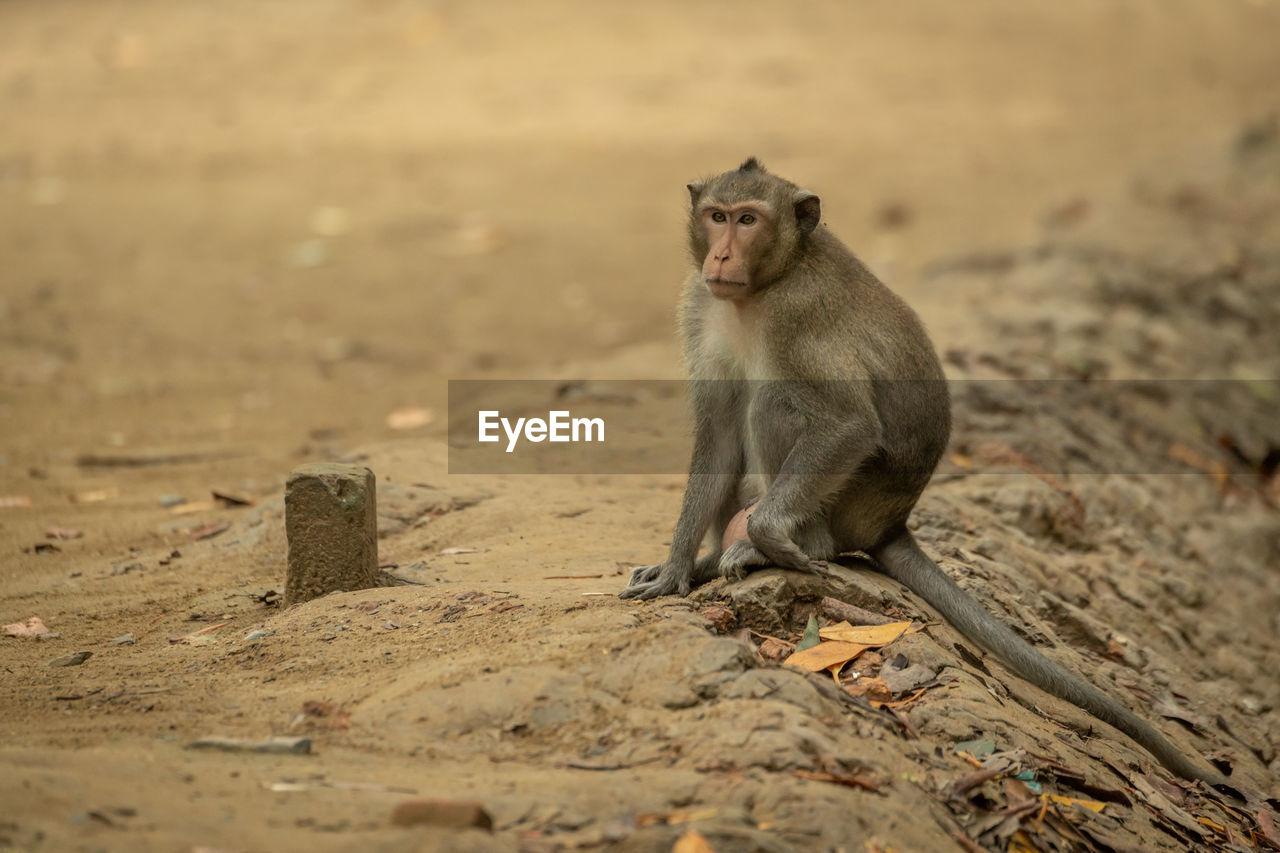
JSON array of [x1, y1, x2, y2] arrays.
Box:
[[694, 300, 820, 482]]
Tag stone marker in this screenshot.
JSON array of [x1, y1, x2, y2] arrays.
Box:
[[285, 463, 378, 606], [390, 799, 493, 830]]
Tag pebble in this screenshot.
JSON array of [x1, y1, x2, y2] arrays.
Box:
[[185, 736, 311, 755], [46, 651, 92, 667]]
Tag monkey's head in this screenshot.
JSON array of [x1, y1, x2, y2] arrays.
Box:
[[686, 157, 821, 300]]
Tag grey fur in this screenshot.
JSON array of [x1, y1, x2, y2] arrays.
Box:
[[620, 160, 1226, 786]]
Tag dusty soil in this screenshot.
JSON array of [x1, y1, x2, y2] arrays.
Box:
[[2, 2, 1279, 851]]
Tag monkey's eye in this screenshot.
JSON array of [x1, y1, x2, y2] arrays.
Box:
[[710, 211, 727, 223], [738, 213, 756, 225]]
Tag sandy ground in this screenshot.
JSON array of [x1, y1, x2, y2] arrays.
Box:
[[2, 1, 1279, 851]]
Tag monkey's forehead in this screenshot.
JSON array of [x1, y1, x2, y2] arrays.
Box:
[[701, 170, 798, 203], [698, 194, 777, 214]]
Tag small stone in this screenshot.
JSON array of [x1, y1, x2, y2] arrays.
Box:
[[114, 562, 144, 575], [111, 634, 136, 645], [879, 662, 937, 695], [158, 494, 186, 507], [389, 799, 493, 830], [46, 651, 92, 667], [244, 629, 272, 642]]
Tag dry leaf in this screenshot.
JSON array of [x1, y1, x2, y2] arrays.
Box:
[[819, 621, 911, 646], [871, 686, 932, 709], [1007, 832, 1039, 853], [1258, 807, 1279, 847], [299, 700, 352, 731], [45, 526, 83, 540], [783, 640, 868, 671], [169, 620, 232, 643], [3, 616, 51, 637], [1196, 816, 1227, 833], [1044, 794, 1106, 813], [386, 406, 434, 430], [70, 487, 118, 503], [757, 637, 794, 662], [183, 521, 231, 541], [1167, 442, 1229, 490], [793, 768, 880, 791], [0, 495, 32, 508], [845, 677, 893, 703], [440, 547, 478, 555], [672, 829, 716, 853]]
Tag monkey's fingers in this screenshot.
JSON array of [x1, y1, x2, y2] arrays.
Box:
[[627, 564, 662, 586], [751, 536, 813, 572], [618, 567, 691, 600], [618, 580, 680, 600], [718, 541, 771, 582]]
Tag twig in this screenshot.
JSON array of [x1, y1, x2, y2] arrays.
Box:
[[170, 621, 232, 643], [820, 596, 894, 626]]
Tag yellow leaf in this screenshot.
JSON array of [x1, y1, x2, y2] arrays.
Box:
[[1196, 816, 1226, 833], [673, 829, 716, 853], [1044, 794, 1106, 813], [783, 641, 868, 671], [1007, 831, 1038, 853], [819, 621, 911, 646]]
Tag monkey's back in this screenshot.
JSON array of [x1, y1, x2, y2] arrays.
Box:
[[804, 230, 952, 497]]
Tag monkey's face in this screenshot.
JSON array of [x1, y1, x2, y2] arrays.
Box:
[[686, 159, 822, 297], [697, 202, 775, 299]]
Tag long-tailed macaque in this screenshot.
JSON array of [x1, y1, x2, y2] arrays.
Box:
[[620, 158, 1225, 785]]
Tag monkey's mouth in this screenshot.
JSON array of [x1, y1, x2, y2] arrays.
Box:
[[706, 277, 748, 297]]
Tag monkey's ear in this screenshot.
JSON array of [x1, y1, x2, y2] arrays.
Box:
[[686, 181, 705, 208], [794, 192, 821, 235]]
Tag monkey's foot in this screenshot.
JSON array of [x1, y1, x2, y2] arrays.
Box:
[[718, 541, 773, 581], [720, 541, 829, 582], [618, 564, 691, 600]]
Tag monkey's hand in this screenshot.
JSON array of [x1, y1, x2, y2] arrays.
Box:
[[618, 563, 692, 600]]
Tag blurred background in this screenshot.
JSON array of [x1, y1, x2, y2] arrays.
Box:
[[2, 0, 1278, 495]]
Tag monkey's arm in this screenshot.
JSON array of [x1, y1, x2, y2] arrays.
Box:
[[619, 385, 744, 600]]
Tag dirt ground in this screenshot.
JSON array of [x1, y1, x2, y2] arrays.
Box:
[[2, 1, 1279, 851]]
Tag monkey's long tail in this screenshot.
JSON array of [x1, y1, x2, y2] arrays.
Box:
[[870, 528, 1227, 787]]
